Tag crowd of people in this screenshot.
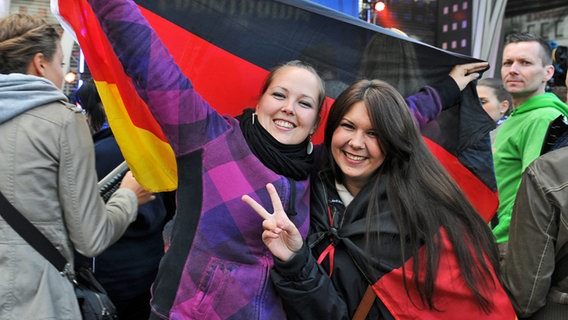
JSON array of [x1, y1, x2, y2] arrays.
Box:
[[1, 0, 567, 319]]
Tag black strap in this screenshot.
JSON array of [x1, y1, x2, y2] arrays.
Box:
[[541, 115, 568, 155], [552, 254, 568, 285], [0, 191, 68, 272]]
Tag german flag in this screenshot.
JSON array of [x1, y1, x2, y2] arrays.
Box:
[[375, 229, 517, 319], [53, 0, 177, 192], [52, 0, 497, 221]]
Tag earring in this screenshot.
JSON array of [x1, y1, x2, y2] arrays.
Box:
[[252, 112, 256, 125], [306, 140, 313, 155]]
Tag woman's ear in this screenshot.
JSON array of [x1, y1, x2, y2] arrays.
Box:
[[27, 52, 46, 77], [500, 100, 510, 115]]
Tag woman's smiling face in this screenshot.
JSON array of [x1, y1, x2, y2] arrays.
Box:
[[331, 101, 384, 194], [255, 66, 320, 145]]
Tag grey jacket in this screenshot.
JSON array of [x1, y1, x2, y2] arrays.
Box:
[[0, 74, 138, 319], [503, 144, 568, 318]]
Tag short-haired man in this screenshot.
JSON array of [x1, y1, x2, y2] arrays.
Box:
[[492, 32, 568, 258]]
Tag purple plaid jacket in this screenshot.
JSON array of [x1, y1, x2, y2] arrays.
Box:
[[89, 0, 310, 319]]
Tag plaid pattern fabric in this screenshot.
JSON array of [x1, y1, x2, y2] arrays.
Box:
[[85, 0, 310, 318], [169, 128, 310, 320]]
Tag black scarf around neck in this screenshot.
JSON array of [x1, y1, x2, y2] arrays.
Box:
[[237, 109, 313, 181]]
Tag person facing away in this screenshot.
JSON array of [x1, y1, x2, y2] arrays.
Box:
[[502, 117, 568, 319], [0, 13, 153, 319], [74, 80, 174, 320], [244, 79, 516, 319], [477, 77, 513, 146], [85, 1, 486, 318], [492, 32, 568, 258]]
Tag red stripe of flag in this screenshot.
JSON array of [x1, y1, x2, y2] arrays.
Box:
[[140, 7, 333, 143], [424, 138, 498, 222], [375, 229, 516, 319]]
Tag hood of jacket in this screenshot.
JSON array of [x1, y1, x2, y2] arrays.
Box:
[[511, 92, 568, 117], [0, 73, 68, 124]]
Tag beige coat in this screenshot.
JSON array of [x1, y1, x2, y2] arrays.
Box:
[[0, 100, 138, 319], [504, 144, 568, 318]]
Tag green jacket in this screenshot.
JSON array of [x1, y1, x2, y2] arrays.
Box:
[[492, 93, 568, 243]]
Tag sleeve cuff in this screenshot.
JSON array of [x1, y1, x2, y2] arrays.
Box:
[[111, 188, 139, 223], [272, 244, 311, 279]]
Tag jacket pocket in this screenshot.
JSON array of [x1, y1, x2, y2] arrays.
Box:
[[171, 256, 271, 319]]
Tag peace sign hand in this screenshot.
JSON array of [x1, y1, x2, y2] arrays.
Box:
[[242, 183, 304, 262]]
